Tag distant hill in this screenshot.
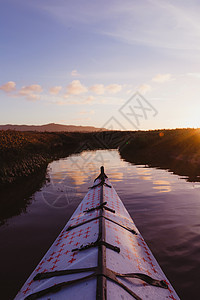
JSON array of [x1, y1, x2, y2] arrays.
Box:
[[0, 123, 106, 132]]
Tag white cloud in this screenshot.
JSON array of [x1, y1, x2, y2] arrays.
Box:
[[19, 84, 43, 96], [57, 95, 95, 106], [66, 80, 87, 95], [138, 84, 152, 94], [126, 89, 133, 95], [90, 83, 122, 95], [49, 86, 62, 95], [71, 70, 80, 77], [152, 73, 172, 83], [17, 84, 43, 101], [0, 81, 16, 93], [71, 109, 95, 121], [79, 110, 95, 115], [55, 100, 66, 106], [26, 94, 41, 101], [84, 96, 95, 103], [63, 93, 69, 99], [187, 73, 200, 79], [0, 82, 44, 102], [106, 84, 122, 94], [90, 84, 105, 95]]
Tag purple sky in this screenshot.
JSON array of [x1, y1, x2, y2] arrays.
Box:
[[1, 0, 200, 130]]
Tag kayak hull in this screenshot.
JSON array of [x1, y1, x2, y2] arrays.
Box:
[[15, 168, 179, 300]]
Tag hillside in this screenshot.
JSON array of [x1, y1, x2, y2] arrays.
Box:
[[0, 123, 106, 132]]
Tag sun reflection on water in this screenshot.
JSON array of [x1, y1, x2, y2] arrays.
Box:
[[153, 180, 171, 193]]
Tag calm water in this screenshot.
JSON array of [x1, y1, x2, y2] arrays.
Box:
[[1, 150, 200, 299]]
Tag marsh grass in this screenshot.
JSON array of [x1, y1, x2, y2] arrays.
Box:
[[1, 128, 200, 185]]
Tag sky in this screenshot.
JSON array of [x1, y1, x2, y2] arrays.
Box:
[[1, 0, 200, 130]]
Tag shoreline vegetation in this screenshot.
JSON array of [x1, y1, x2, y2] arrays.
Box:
[[0, 130, 78, 185], [120, 128, 200, 182], [1, 128, 200, 225], [1, 128, 200, 187]]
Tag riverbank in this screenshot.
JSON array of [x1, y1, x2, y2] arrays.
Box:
[[119, 128, 200, 181], [1, 128, 200, 224], [0, 130, 79, 185], [1, 128, 200, 185], [0, 130, 131, 185]]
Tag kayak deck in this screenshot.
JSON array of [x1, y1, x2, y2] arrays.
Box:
[[15, 167, 179, 299]]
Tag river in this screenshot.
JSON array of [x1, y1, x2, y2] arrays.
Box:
[[0, 149, 200, 299]]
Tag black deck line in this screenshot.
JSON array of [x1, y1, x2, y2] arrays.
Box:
[[96, 169, 107, 300], [25, 167, 168, 300], [66, 215, 137, 235]]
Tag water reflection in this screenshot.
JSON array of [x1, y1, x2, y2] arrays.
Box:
[[120, 148, 200, 182], [135, 167, 152, 181], [0, 167, 47, 225], [153, 180, 172, 193], [109, 172, 124, 182], [0, 149, 200, 300]]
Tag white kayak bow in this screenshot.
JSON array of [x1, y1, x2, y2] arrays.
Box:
[[15, 166, 180, 300]]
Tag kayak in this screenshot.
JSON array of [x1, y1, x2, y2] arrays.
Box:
[[15, 166, 180, 300]]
